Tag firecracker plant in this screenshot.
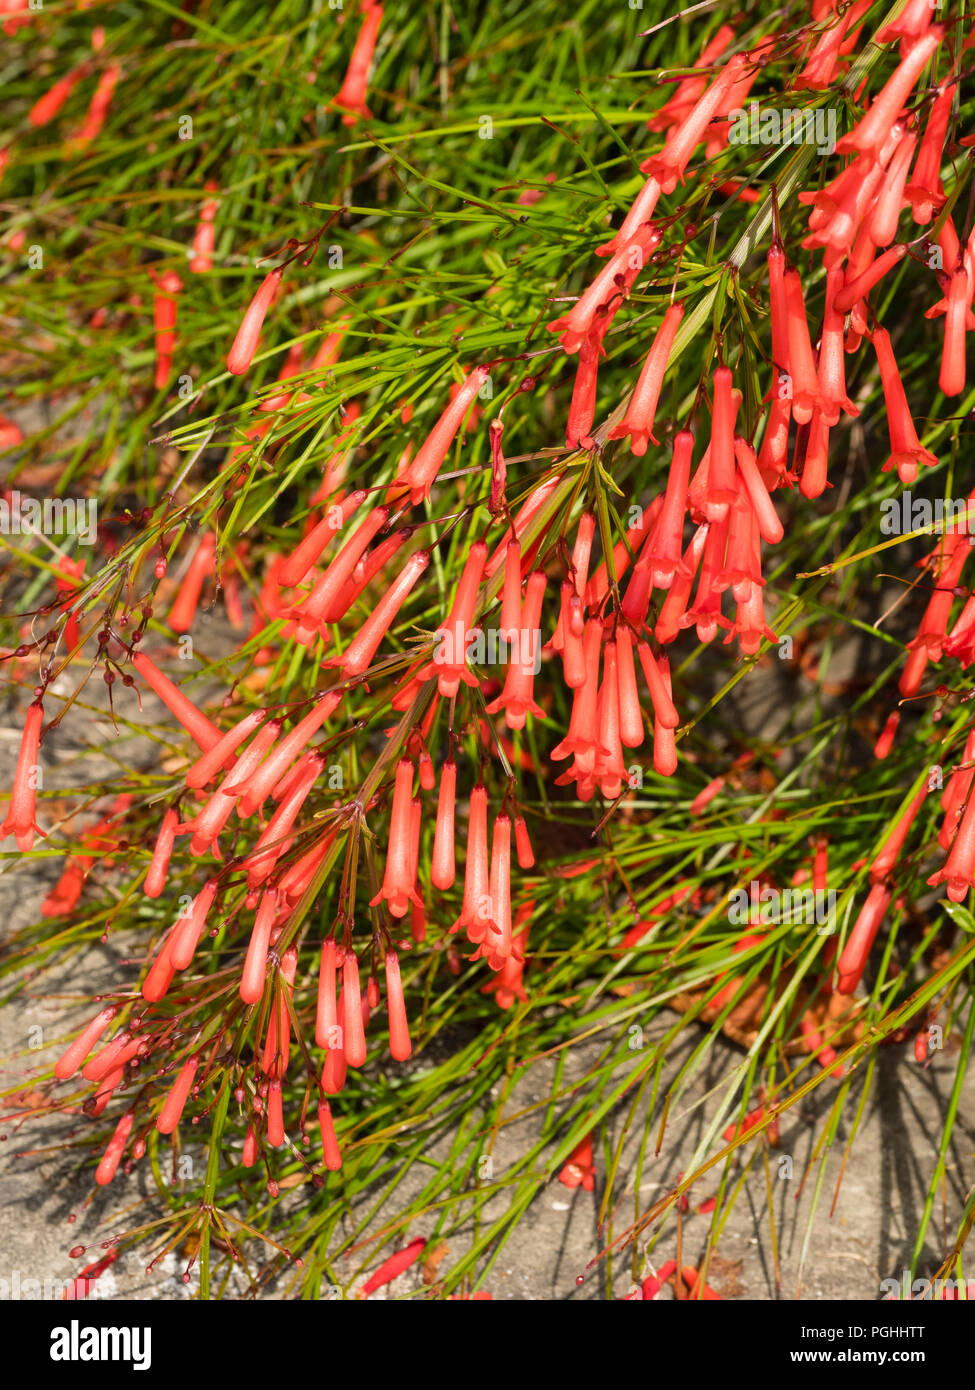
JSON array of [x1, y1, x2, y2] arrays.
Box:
[[2, 0, 975, 1300]]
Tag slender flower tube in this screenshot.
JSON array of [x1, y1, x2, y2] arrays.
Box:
[[733, 437, 783, 544], [371, 759, 422, 917], [427, 540, 488, 696], [836, 883, 893, 993], [241, 888, 278, 1003], [397, 367, 488, 504], [151, 270, 182, 391], [53, 1006, 117, 1080], [874, 327, 938, 481], [871, 783, 928, 880], [655, 523, 708, 645], [385, 950, 411, 1060], [799, 408, 831, 500], [594, 644, 627, 799], [361, 1238, 427, 1297], [558, 1133, 596, 1191], [939, 267, 969, 398], [235, 694, 341, 815], [637, 641, 680, 729], [189, 183, 219, 273], [431, 760, 457, 890], [279, 489, 368, 590], [595, 175, 662, 259], [833, 244, 908, 315], [83, 1031, 144, 1083], [245, 755, 323, 887], [167, 531, 216, 634], [706, 366, 738, 522], [834, 28, 943, 160], [316, 937, 341, 1052], [1, 699, 44, 851], [816, 269, 861, 428], [640, 431, 692, 589], [647, 26, 735, 130], [94, 1111, 134, 1187], [482, 814, 513, 968], [874, 710, 900, 760], [905, 84, 952, 223], [782, 270, 820, 424], [186, 709, 267, 790], [500, 541, 522, 639], [144, 807, 179, 899], [318, 1101, 342, 1170], [29, 64, 88, 126], [170, 879, 218, 971], [485, 570, 547, 729], [74, 64, 120, 146], [651, 652, 678, 776], [453, 785, 491, 940], [156, 1056, 199, 1135], [642, 54, 748, 192], [876, 0, 937, 47], [929, 781, 975, 902], [342, 952, 367, 1068], [330, 550, 430, 677], [616, 627, 644, 749], [608, 303, 684, 454], [212, 719, 282, 807], [549, 222, 659, 355], [565, 323, 605, 448], [514, 816, 535, 869], [333, 2, 383, 125], [227, 267, 282, 376], [867, 129, 917, 246]]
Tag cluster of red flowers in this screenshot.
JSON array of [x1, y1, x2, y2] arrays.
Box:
[[2, 1, 968, 1209]]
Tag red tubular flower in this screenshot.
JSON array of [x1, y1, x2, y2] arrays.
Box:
[[833, 244, 908, 316], [552, 619, 602, 796], [641, 54, 748, 192], [431, 759, 457, 890], [595, 174, 662, 259], [479, 813, 513, 968], [703, 367, 737, 523], [608, 302, 684, 455], [245, 754, 322, 887], [836, 882, 893, 994], [939, 267, 969, 398], [170, 879, 218, 971], [397, 366, 488, 504], [929, 781, 975, 902], [733, 437, 783, 544], [796, 6, 855, 89], [1, 699, 44, 851], [427, 540, 487, 696], [682, 1266, 722, 1301], [586, 501, 658, 610], [168, 531, 216, 633], [316, 937, 342, 1069], [900, 532, 970, 694], [873, 327, 938, 482], [385, 950, 411, 1060], [260, 947, 297, 1089], [655, 523, 708, 645], [682, 515, 731, 643], [871, 783, 927, 880], [189, 183, 219, 273], [236, 693, 341, 815], [95, 1111, 134, 1187], [333, 2, 383, 126], [482, 902, 531, 1009], [940, 731, 975, 849], [866, 128, 917, 246], [227, 267, 283, 376], [549, 222, 659, 356], [637, 640, 679, 729], [500, 539, 522, 640], [371, 759, 423, 918], [144, 807, 179, 899], [186, 708, 268, 790], [816, 270, 860, 428], [877, 0, 937, 48], [873, 710, 900, 760], [342, 951, 367, 1068], [905, 84, 952, 224], [650, 652, 678, 777], [484, 475, 562, 579], [151, 269, 182, 390], [156, 1056, 199, 1135], [592, 643, 627, 798], [485, 570, 547, 730], [453, 785, 491, 940], [835, 28, 943, 162], [565, 327, 602, 450], [782, 270, 820, 425], [75, 64, 120, 146], [558, 1133, 596, 1191], [616, 627, 644, 749], [240, 888, 278, 1003], [330, 549, 430, 677], [514, 815, 534, 869], [635, 429, 692, 592], [29, 64, 87, 126], [318, 1101, 342, 1171], [361, 1237, 427, 1297], [53, 1005, 117, 1080], [279, 488, 369, 590], [647, 27, 735, 131]]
